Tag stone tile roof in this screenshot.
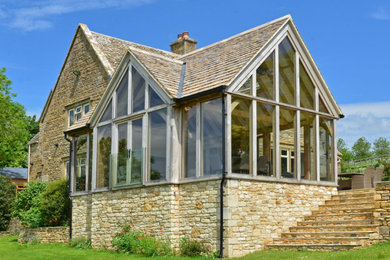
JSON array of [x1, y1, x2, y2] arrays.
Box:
[[27, 133, 39, 145], [0, 167, 28, 180], [87, 16, 289, 98]]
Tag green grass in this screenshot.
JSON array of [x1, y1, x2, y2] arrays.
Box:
[[2, 235, 390, 260]]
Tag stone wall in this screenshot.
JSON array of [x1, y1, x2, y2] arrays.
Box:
[[72, 180, 220, 251], [224, 179, 337, 257], [7, 218, 23, 235], [29, 27, 110, 182], [18, 227, 69, 244], [374, 182, 390, 240]]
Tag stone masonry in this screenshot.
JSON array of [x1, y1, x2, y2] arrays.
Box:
[[72, 179, 335, 257], [29, 26, 110, 181]]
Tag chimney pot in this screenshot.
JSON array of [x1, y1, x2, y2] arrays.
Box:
[[182, 32, 189, 38], [177, 33, 183, 39], [170, 31, 197, 55]]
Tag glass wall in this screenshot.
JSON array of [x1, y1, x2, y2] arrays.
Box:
[[116, 72, 128, 117], [230, 35, 336, 183], [231, 97, 251, 174], [116, 123, 128, 185], [74, 135, 88, 191]]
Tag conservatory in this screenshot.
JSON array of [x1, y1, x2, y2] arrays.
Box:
[[69, 37, 337, 193]]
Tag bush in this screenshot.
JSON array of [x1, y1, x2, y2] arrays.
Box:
[[69, 237, 92, 249], [12, 182, 46, 228], [379, 159, 390, 181], [112, 225, 171, 256], [40, 179, 70, 226], [180, 237, 210, 256], [0, 175, 16, 231]]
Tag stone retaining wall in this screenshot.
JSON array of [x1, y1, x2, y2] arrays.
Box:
[[374, 182, 390, 240], [7, 218, 23, 235], [224, 179, 337, 257], [18, 226, 69, 244]]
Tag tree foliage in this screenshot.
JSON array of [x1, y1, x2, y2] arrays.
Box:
[[352, 137, 372, 159], [0, 67, 38, 168], [373, 137, 390, 157], [337, 138, 353, 162], [0, 175, 16, 231]]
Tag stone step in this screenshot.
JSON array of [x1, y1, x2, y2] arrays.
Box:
[[282, 231, 376, 238], [312, 207, 375, 215], [325, 197, 375, 205], [337, 189, 375, 196], [318, 202, 374, 210], [290, 225, 379, 233], [265, 244, 359, 251], [304, 212, 374, 221], [272, 237, 369, 245], [297, 219, 380, 227], [331, 193, 375, 200]]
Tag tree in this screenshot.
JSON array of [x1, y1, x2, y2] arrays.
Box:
[[373, 137, 390, 157], [337, 138, 353, 161], [352, 137, 372, 159], [0, 175, 16, 230], [0, 67, 38, 168]]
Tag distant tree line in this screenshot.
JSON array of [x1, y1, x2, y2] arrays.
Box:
[[337, 136, 390, 162]]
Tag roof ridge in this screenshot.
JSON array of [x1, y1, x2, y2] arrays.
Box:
[[128, 46, 183, 65], [180, 14, 291, 58], [90, 31, 180, 59]]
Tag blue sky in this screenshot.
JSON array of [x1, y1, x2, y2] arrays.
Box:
[[0, 0, 389, 147]]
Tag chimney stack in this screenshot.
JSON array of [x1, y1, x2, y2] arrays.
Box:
[[170, 32, 197, 55]]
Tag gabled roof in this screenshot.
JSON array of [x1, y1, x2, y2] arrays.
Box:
[[28, 133, 39, 145], [0, 167, 28, 180]]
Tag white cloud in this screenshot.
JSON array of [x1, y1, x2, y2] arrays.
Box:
[[0, 0, 155, 31], [338, 101, 390, 147], [371, 7, 390, 21]]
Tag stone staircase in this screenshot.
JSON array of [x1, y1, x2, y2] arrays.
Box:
[[266, 188, 381, 251]]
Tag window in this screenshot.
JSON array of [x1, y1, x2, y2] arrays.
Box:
[[74, 135, 88, 191], [93, 64, 169, 189], [230, 35, 336, 184], [183, 105, 197, 178], [68, 102, 90, 127]]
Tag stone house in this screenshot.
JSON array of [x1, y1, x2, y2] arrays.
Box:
[[0, 167, 27, 192], [29, 15, 343, 257]]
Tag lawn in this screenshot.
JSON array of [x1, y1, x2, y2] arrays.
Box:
[[1, 235, 390, 260]]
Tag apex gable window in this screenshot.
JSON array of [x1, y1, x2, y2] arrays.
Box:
[[229, 35, 336, 184], [93, 61, 170, 190]]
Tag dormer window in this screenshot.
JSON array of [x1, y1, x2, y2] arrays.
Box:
[[68, 102, 90, 127]]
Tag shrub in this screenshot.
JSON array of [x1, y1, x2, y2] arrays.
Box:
[[40, 179, 70, 226], [112, 225, 171, 256], [12, 182, 46, 228], [69, 237, 92, 249], [379, 159, 390, 181], [180, 237, 210, 256], [0, 175, 16, 231]]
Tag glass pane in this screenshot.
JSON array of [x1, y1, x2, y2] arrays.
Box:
[[231, 98, 251, 174], [183, 105, 197, 178], [116, 71, 128, 118], [238, 76, 252, 95], [256, 51, 274, 100], [88, 133, 93, 191], [69, 110, 74, 126], [256, 102, 274, 176], [299, 61, 315, 109], [279, 38, 295, 105], [300, 112, 316, 180], [319, 118, 334, 181], [280, 108, 296, 178], [319, 96, 330, 114], [97, 124, 111, 188], [75, 135, 87, 191], [202, 98, 223, 175], [150, 109, 167, 180], [116, 123, 128, 185], [100, 100, 112, 122], [131, 119, 143, 184], [84, 104, 90, 115], [132, 67, 145, 113], [149, 86, 164, 107]]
